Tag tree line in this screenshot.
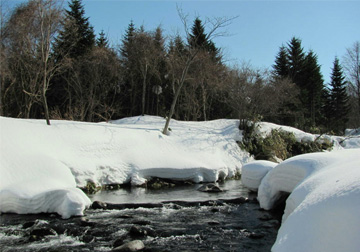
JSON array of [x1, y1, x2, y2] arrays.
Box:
[[0, 0, 359, 134]]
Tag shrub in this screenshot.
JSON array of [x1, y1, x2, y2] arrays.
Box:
[[239, 121, 333, 161]]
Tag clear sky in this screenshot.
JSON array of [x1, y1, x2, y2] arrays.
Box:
[[4, 0, 360, 84]]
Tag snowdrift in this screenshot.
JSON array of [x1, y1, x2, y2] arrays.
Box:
[[241, 160, 277, 191], [255, 149, 360, 252], [0, 116, 250, 218]]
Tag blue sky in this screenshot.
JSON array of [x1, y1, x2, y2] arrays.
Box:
[[5, 0, 360, 84]]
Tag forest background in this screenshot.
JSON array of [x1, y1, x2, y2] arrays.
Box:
[[0, 0, 359, 134]]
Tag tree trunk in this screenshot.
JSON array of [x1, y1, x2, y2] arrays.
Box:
[[141, 64, 148, 116], [201, 82, 207, 121], [163, 59, 192, 135], [42, 82, 50, 125]]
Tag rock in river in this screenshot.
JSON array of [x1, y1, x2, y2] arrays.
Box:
[[197, 183, 223, 193], [112, 240, 145, 251]]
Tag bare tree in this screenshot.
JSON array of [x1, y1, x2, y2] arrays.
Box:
[[224, 63, 256, 128], [2, 0, 62, 123], [343, 41, 360, 127], [132, 28, 161, 116], [37, 0, 63, 125], [162, 9, 234, 134], [0, 0, 10, 116]]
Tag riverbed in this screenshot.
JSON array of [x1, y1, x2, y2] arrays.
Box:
[[0, 180, 281, 251]]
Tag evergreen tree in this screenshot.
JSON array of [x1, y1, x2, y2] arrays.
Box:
[[286, 37, 305, 85], [54, 0, 95, 59], [189, 18, 208, 49], [301, 50, 325, 128], [272, 37, 325, 130], [96, 30, 108, 48], [188, 18, 220, 62], [328, 57, 349, 133], [273, 45, 289, 77], [49, 0, 96, 119], [119, 21, 141, 116]]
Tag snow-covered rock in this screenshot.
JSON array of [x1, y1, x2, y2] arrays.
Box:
[[255, 122, 316, 142], [241, 160, 277, 191], [257, 149, 360, 252]]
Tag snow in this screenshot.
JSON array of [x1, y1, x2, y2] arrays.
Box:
[[0, 115, 250, 218], [2, 113, 360, 251], [241, 160, 277, 191], [239, 122, 360, 251], [254, 122, 316, 142], [256, 149, 360, 252]]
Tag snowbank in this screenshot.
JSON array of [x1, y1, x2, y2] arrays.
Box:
[[241, 160, 277, 191], [0, 151, 91, 219], [255, 122, 315, 142], [255, 122, 360, 150], [257, 149, 360, 252], [0, 116, 250, 218]]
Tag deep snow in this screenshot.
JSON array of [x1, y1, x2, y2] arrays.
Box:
[[0, 116, 251, 218], [242, 149, 360, 252]]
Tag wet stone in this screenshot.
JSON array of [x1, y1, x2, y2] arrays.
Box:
[[129, 225, 148, 238], [92, 201, 107, 209], [79, 217, 96, 227], [112, 240, 145, 252], [197, 183, 223, 193]]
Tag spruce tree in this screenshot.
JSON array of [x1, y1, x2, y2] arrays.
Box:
[[96, 30, 108, 48], [273, 46, 289, 77], [301, 50, 325, 128], [119, 21, 141, 116], [49, 0, 95, 119], [286, 37, 305, 85], [272, 37, 325, 130], [54, 0, 95, 59], [328, 57, 349, 133], [189, 18, 208, 49], [188, 18, 220, 62]]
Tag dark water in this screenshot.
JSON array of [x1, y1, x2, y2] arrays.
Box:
[[0, 181, 280, 252]]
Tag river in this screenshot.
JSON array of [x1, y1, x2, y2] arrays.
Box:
[[0, 180, 281, 251]]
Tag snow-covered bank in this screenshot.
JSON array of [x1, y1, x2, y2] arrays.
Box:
[[250, 149, 360, 252], [0, 116, 251, 217], [241, 160, 277, 191], [255, 122, 360, 150]]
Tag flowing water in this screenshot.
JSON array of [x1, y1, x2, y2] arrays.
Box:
[[0, 180, 281, 251]]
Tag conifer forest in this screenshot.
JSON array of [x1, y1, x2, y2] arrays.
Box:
[[0, 0, 359, 134]]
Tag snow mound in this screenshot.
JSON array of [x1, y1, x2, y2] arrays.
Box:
[[241, 160, 277, 191], [0, 152, 91, 219], [257, 149, 360, 252], [0, 116, 250, 218]]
